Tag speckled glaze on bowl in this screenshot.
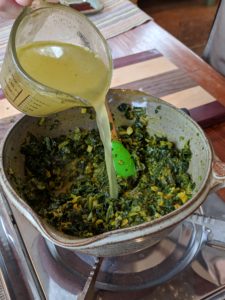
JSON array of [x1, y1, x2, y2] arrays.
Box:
[[1, 89, 225, 257]]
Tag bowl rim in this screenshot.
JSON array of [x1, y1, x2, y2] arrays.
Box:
[[0, 89, 213, 249]]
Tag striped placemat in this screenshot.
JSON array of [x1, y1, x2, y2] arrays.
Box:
[[0, 19, 12, 70], [0, 0, 151, 68], [89, 0, 151, 39], [111, 49, 225, 128], [1, 48, 225, 134]]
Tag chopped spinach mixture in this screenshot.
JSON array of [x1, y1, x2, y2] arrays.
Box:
[[18, 104, 195, 237]]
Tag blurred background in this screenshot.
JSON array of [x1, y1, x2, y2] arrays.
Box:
[[136, 0, 220, 56]]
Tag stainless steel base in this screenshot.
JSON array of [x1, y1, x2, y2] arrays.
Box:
[[1, 191, 225, 300]]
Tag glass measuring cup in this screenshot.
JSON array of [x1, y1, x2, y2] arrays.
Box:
[[0, 3, 112, 116]]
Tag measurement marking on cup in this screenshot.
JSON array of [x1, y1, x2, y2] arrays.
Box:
[[17, 95, 31, 107], [13, 89, 23, 102]]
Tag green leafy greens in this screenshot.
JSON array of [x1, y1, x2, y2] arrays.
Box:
[[18, 104, 195, 237]]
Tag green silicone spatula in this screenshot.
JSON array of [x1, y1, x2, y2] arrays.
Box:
[[106, 102, 136, 178]]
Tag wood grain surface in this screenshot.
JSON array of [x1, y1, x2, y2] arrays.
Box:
[[111, 49, 225, 128], [109, 21, 225, 203], [108, 21, 225, 107]]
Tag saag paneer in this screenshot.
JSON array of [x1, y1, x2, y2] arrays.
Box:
[[18, 104, 195, 237]]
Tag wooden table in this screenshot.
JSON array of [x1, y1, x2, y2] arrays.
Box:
[[1, 19, 225, 192], [109, 22, 224, 135], [108, 20, 225, 197], [109, 21, 225, 103]]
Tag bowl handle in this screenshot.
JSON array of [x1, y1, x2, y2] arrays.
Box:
[[211, 154, 225, 190], [213, 160, 225, 180], [187, 154, 225, 250]]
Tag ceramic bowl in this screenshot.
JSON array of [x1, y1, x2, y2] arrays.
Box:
[[1, 89, 225, 256]]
